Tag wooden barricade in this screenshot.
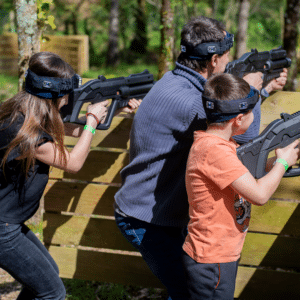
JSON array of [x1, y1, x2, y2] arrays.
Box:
[[43, 90, 300, 299], [0, 33, 89, 76], [41, 35, 89, 75], [0, 33, 18, 75]]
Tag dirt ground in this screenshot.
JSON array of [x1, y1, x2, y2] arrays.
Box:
[[0, 269, 21, 300]]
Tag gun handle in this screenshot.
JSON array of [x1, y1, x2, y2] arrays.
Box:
[[96, 98, 121, 130], [284, 167, 300, 177], [262, 70, 283, 88], [69, 100, 86, 126]]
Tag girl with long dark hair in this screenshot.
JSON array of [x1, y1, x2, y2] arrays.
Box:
[[0, 51, 140, 299]]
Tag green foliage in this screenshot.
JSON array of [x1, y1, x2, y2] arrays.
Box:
[[247, 0, 285, 50], [0, 74, 18, 102], [0, 0, 297, 73], [0, 0, 15, 34], [83, 62, 159, 80], [37, 0, 56, 30], [63, 279, 130, 300]]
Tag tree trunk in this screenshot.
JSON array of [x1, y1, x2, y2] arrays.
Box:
[[129, 0, 147, 54], [223, 0, 238, 34], [106, 0, 120, 66], [158, 0, 174, 79], [283, 0, 300, 91], [83, 18, 97, 65], [71, 11, 78, 35], [64, 19, 70, 35], [15, 0, 41, 91], [211, 0, 219, 18], [234, 0, 250, 59]]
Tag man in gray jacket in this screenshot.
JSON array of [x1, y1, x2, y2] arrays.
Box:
[[114, 16, 287, 299]]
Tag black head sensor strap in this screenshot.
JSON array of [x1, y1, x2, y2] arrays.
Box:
[[25, 69, 81, 99], [181, 31, 234, 60], [202, 88, 259, 123]]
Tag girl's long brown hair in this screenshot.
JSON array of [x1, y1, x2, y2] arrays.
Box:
[[0, 52, 74, 175]]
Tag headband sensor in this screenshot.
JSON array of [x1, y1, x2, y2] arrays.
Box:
[[25, 69, 81, 99], [202, 88, 259, 123], [181, 31, 234, 60]]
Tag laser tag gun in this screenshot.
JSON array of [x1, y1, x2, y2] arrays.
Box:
[[61, 70, 155, 130], [225, 47, 292, 87], [237, 111, 300, 179]]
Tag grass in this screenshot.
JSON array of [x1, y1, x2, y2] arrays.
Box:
[[83, 62, 159, 80], [62, 279, 167, 300], [0, 73, 18, 102], [63, 280, 130, 300]]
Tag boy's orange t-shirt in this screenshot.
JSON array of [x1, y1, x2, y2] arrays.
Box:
[[183, 131, 251, 264]]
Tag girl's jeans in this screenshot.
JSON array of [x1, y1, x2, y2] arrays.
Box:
[[0, 222, 66, 300], [115, 211, 189, 300]]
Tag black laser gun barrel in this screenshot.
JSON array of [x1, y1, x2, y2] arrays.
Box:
[[225, 47, 291, 87], [237, 111, 300, 179], [61, 70, 155, 130]]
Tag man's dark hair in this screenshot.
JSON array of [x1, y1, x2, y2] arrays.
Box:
[[177, 16, 226, 72]]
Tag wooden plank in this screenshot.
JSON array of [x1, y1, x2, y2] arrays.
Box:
[[249, 200, 300, 236], [43, 183, 300, 237], [43, 213, 136, 252], [240, 232, 300, 269], [41, 35, 89, 75], [49, 150, 129, 183], [44, 180, 117, 216], [48, 246, 300, 298], [272, 177, 300, 201], [44, 213, 300, 269], [261, 91, 300, 131], [235, 266, 300, 299], [64, 116, 132, 149], [0, 33, 18, 58], [0, 33, 89, 75], [48, 246, 164, 288]]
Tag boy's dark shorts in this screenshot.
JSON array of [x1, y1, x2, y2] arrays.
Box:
[[182, 251, 239, 300]]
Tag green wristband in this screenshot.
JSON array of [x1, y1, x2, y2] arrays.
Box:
[[84, 124, 96, 135], [276, 158, 289, 171]]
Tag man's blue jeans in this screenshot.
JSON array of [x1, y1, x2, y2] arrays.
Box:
[[115, 211, 189, 300], [0, 222, 66, 300]]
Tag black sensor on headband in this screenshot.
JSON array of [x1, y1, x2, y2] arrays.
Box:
[[202, 88, 259, 123], [25, 69, 81, 99], [181, 31, 234, 60]]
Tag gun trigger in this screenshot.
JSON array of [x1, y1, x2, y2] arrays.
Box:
[[98, 75, 107, 81], [280, 113, 291, 122]]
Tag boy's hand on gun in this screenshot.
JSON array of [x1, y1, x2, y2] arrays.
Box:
[[275, 139, 300, 168]]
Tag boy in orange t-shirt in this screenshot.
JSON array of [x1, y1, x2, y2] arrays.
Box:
[[183, 73, 299, 300]]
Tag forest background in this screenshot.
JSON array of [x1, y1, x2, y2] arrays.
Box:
[[0, 0, 299, 93], [0, 0, 300, 299]]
